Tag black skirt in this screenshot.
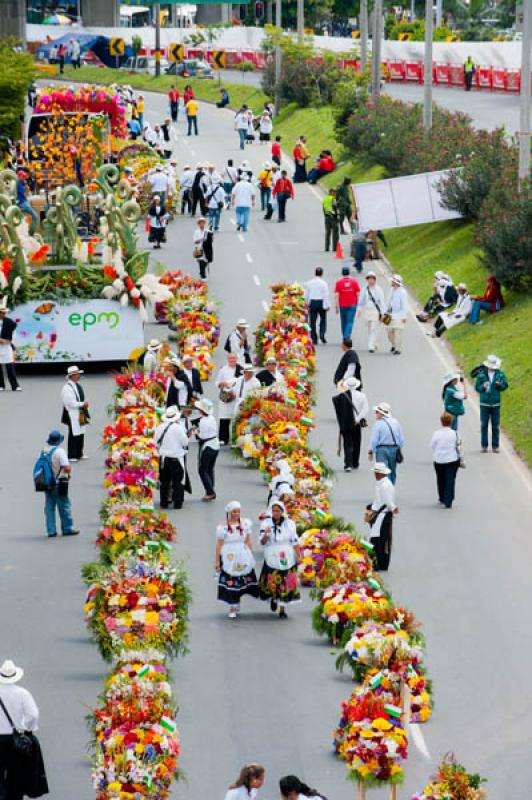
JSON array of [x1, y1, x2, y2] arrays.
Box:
[[218, 569, 259, 605]]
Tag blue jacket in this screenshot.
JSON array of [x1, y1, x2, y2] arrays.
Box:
[[474, 368, 508, 407]]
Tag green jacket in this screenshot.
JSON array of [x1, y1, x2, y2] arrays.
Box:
[[336, 183, 352, 215], [474, 368, 508, 407], [322, 195, 337, 218], [443, 384, 465, 416]]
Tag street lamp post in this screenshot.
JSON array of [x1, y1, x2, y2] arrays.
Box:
[[275, 0, 282, 114], [154, 2, 161, 78], [423, 0, 433, 129], [297, 0, 304, 39], [371, 0, 383, 102], [519, 0, 532, 187], [360, 0, 368, 71]]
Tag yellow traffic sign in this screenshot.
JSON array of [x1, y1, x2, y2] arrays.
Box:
[[398, 32, 413, 41], [168, 43, 185, 63], [212, 50, 226, 70], [109, 37, 125, 57], [351, 30, 360, 39]]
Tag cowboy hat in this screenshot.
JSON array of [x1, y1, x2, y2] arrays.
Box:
[[66, 365, 84, 377], [162, 405, 181, 422], [147, 339, 162, 351], [265, 356, 277, 364], [373, 402, 391, 417], [195, 398, 213, 415], [343, 376, 361, 390], [0, 659, 24, 684], [243, 364, 255, 373], [391, 274, 403, 286], [484, 354, 501, 370], [372, 462, 391, 476], [365, 271, 377, 279], [182, 353, 194, 363], [47, 430, 64, 446], [166, 356, 181, 368], [236, 318, 249, 328], [225, 500, 241, 514]]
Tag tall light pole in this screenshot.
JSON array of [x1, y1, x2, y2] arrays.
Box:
[[435, 0, 442, 28], [519, 0, 532, 187], [154, 2, 161, 78], [423, 0, 433, 129], [275, 0, 282, 114], [360, 0, 368, 71], [297, 0, 304, 39], [371, 0, 383, 102]]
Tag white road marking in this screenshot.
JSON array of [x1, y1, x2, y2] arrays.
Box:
[[409, 723, 432, 760], [238, 234, 245, 243], [253, 274, 261, 285], [261, 300, 270, 312], [246, 253, 253, 264]]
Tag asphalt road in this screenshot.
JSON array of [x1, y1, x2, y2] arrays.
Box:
[[221, 68, 520, 132], [1, 91, 531, 800]]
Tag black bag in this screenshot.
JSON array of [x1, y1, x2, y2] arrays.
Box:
[[444, 284, 458, 306], [61, 407, 69, 426], [470, 364, 483, 379], [0, 697, 33, 755], [223, 334, 231, 353], [385, 420, 404, 464], [370, 511, 393, 571], [24, 733, 49, 798]]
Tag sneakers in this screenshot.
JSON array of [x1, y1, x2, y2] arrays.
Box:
[[80, 455, 89, 460], [63, 530, 80, 536], [14, 387, 22, 392], [47, 533, 57, 538], [228, 608, 237, 619], [70, 458, 79, 462], [344, 467, 352, 473]]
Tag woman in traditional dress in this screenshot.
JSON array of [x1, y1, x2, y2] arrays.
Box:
[[267, 459, 294, 504], [258, 500, 300, 619], [215, 501, 259, 619]]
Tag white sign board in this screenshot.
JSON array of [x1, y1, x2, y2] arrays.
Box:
[[13, 299, 144, 363], [352, 170, 463, 231]]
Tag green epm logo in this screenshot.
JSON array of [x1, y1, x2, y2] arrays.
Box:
[[68, 311, 120, 332]]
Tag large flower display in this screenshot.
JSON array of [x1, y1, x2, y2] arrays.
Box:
[[231, 283, 437, 789], [411, 755, 487, 799], [83, 362, 191, 799]]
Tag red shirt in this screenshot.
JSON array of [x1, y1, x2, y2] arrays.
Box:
[[335, 277, 360, 307], [272, 177, 294, 199], [168, 89, 179, 103], [271, 142, 281, 158], [183, 89, 195, 104]]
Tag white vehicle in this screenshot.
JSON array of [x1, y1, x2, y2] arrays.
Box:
[[123, 55, 170, 73]]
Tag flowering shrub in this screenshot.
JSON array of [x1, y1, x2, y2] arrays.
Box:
[[477, 171, 532, 290]]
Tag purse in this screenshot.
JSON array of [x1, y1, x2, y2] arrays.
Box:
[[192, 246, 203, 259], [79, 407, 90, 426], [218, 387, 236, 403], [384, 421, 404, 464], [381, 312, 392, 326], [0, 697, 33, 756]]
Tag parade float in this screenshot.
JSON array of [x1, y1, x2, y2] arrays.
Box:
[[0, 164, 172, 363]]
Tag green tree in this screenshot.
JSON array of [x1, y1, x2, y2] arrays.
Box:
[[0, 38, 34, 142]]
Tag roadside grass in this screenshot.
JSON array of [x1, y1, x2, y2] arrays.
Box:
[[60, 65, 269, 113], [55, 65, 531, 464]]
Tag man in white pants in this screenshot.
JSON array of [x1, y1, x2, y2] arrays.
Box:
[[386, 273, 408, 355], [358, 271, 385, 353]]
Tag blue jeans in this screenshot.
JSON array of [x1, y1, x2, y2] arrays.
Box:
[[236, 206, 250, 231], [339, 305, 357, 339], [208, 207, 221, 230], [45, 486, 74, 535], [238, 128, 246, 149], [18, 200, 38, 233], [469, 300, 499, 324], [354, 241, 367, 273], [450, 414, 459, 431], [375, 445, 398, 484], [260, 186, 271, 211], [480, 405, 500, 449]]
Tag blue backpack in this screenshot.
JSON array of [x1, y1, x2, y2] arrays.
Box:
[[33, 447, 57, 492]]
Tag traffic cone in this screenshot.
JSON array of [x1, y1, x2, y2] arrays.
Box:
[[335, 240, 344, 259]]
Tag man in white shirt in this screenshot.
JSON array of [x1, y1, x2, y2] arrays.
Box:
[[0, 659, 40, 782], [386, 273, 408, 355], [231, 175, 256, 232], [215, 353, 243, 444], [227, 319, 252, 366], [235, 106, 249, 149], [358, 270, 385, 352], [60, 365, 89, 460], [155, 406, 190, 509], [256, 356, 284, 387], [40, 429, 79, 537], [368, 462, 398, 571], [305, 266, 330, 345], [179, 165, 194, 215], [234, 365, 260, 412], [148, 165, 169, 205]]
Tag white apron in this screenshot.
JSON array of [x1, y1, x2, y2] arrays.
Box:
[[0, 342, 14, 365], [61, 381, 87, 436]]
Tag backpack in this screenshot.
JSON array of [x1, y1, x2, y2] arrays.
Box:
[[33, 447, 57, 492]]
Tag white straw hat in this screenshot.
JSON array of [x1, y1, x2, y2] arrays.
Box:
[[483, 354, 501, 369], [236, 318, 249, 328], [162, 405, 181, 422], [66, 365, 84, 377], [148, 339, 162, 351], [0, 659, 24, 684], [195, 398, 213, 415], [391, 274, 403, 286], [374, 402, 391, 417]]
